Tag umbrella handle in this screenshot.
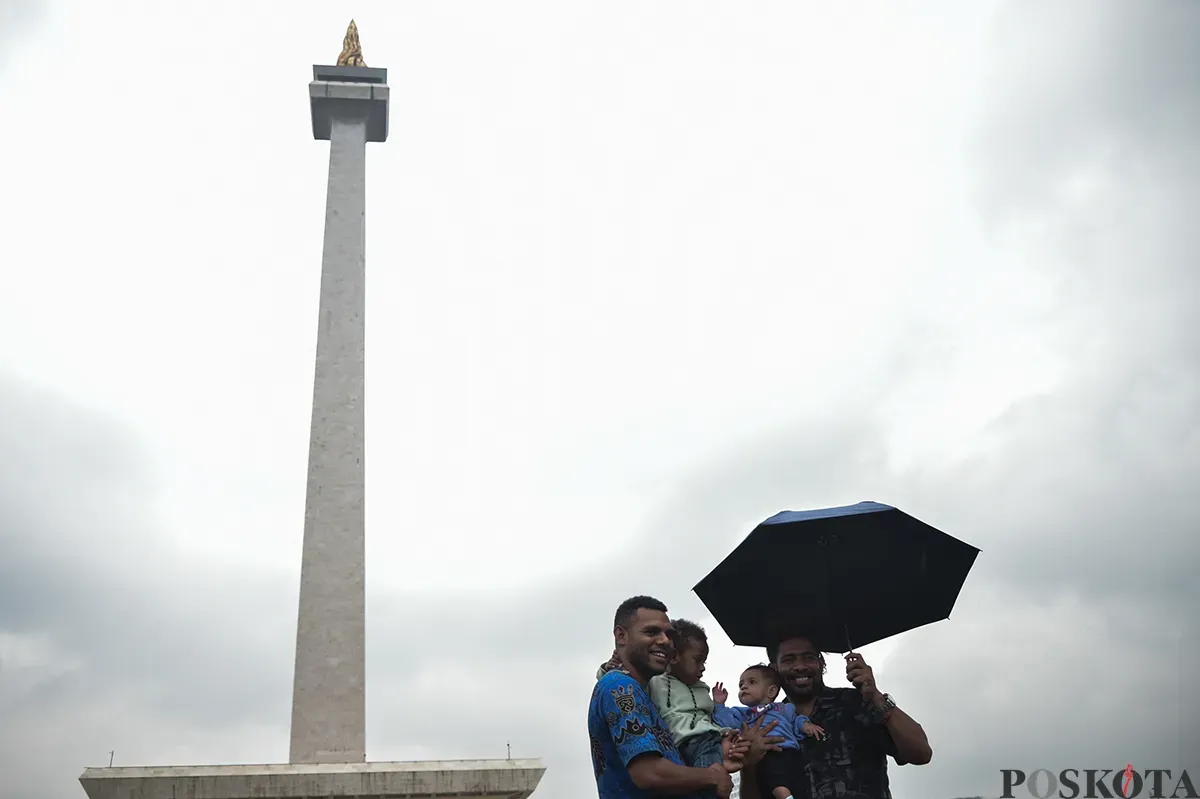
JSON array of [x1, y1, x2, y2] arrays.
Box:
[[843, 626, 865, 680]]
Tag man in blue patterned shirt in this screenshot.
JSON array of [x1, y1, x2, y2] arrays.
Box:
[[589, 596, 746, 799]]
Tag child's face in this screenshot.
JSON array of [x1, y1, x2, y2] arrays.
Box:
[[669, 641, 708, 686], [738, 668, 780, 706]]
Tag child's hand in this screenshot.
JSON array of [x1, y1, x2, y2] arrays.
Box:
[[801, 720, 826, 741], [712, 682, 728, 704], [721, 734, 749, 767]]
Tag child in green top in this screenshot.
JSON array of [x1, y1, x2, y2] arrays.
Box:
[[651, 619, 730, 769]]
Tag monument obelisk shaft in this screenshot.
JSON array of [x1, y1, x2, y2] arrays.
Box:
[[290, 20, 388, 765]]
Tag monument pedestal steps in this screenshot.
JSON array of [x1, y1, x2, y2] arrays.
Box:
[[79, 760, 545, 799]]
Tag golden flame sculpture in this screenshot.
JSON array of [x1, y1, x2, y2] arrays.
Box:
[[337, 19, 366, 67]]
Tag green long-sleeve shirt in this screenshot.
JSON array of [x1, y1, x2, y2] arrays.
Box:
[[647, 674, 728, 744]]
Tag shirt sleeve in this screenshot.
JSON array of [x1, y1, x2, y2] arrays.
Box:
[[712, 703, 744, 729], [875, 724, 903, 763], [850, 691, 904, 764], [599, 676, 669, 767]]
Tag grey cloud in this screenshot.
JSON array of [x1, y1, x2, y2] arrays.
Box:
[[907, 365, 1199, 610], [973, 0, 1200, 362], [368, 412, 888, 658], [956, 0, 1200, 607], [879, 1, 1200, 795], [880, 373, 1200, 796], [884, 585, 1200, 798], [0, 0, 43, 72], [0, 374, 299, 798], [975, 0, 1200, 220]]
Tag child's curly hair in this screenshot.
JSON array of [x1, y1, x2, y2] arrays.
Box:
[[667, 619, 708, 655]]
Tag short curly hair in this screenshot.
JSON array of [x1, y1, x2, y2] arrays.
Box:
[[613, 595, 668, 629], [668, 618, 708, 655]]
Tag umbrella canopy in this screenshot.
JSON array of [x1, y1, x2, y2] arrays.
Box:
[[693, 501, 980, 653]]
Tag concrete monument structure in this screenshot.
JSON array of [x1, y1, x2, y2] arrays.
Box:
[[288, 17, 382, 766], [79, 21, 545, 799]]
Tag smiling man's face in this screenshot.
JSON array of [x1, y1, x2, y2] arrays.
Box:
[[617, 608, 673, 680], [773, 636, 825, 700]]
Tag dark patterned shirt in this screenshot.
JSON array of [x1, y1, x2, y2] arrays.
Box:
[[588, 670, 707, 799], [744, 686, 902, 796], [792, 687, 903, 799]]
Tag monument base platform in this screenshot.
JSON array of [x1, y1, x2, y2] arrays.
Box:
[[79, 758, 546, 799]]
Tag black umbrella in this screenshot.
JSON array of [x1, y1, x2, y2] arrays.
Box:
[[693, 501, 980, 653]]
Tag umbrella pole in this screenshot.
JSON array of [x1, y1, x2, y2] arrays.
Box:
[[843, 625, 863, 688]]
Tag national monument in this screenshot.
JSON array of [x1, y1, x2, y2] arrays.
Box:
[[78, 22, 546, 799]]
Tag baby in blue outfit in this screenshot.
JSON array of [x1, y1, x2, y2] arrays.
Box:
[[712, 664, 825, 799]]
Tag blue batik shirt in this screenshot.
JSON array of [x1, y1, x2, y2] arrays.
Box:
[[588, 670, 709, 799]]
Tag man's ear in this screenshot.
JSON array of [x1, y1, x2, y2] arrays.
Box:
[[614, 626, 628, 648]]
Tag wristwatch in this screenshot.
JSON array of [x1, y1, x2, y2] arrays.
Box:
[[872, 693, 897, 724]]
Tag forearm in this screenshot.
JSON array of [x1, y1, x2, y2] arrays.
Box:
[[712, 704, 742, 729], [740, 765, 760, 799], [631, 757, 721, 794], [883, 707, 932, 764]]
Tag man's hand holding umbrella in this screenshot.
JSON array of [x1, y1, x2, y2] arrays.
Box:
[[845, 651, 933, 765], [845, 652, 879, 700]]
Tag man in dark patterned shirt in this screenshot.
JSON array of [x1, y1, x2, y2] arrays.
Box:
[[738, 636, 932, 799]]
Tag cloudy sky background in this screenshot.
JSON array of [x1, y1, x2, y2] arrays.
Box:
[[1, 1, 1197, 797]]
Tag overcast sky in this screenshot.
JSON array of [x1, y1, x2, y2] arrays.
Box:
[[1, 2, 1198, 798]]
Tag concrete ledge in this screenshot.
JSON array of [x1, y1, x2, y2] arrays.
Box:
[[79, 758, 546, 799], [309, 73, 389, 143], [314, 64, 388, 84]]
